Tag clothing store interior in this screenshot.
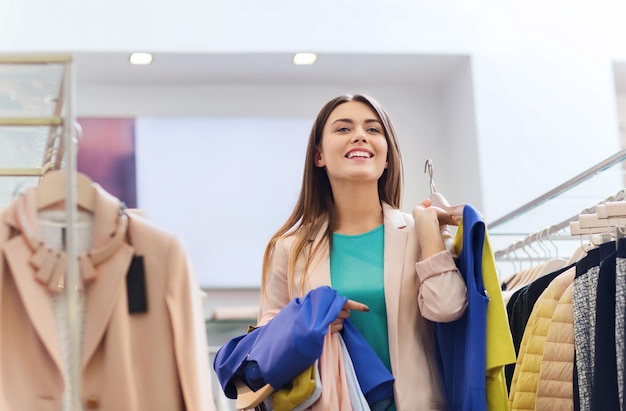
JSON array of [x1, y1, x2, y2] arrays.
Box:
[[2, 2, 626, 411]]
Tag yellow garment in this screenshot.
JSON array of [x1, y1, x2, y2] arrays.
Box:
[[245, 325, 321, 411], [454, 222, 516, 411], [271, 363, 318, 411]]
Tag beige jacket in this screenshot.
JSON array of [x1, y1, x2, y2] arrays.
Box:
[[258, 203, 467, 410], [535, 282, 574, 411], [0, 186, 214, 411], [509, 268, 575, 410]]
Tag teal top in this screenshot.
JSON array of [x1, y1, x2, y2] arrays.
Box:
[[330, 224, 392, 374]]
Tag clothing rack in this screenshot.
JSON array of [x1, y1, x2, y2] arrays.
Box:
[[0, 54, 81, 410], [490, 148, 626, 260], [0, 54, 68, 177], [493, 189, 626, 260]]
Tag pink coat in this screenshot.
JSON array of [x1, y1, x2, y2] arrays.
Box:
[[258, 203, 467, 410], [0, 186, 214, 411]]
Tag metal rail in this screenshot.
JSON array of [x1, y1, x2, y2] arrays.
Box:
[[488, 148, 626, 229]]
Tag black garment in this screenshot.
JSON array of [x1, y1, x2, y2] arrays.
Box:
[[505, 285, 528, 390], [618, 239, 626, 411], [592, 248, 618, 410], [506, 285, 527, 352]]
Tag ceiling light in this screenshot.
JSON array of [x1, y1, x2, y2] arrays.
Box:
[[293, 53, 317, 65], [129, 52, 153, 65]]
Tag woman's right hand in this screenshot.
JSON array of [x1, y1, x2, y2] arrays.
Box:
[[330, 299, 369, 333], [413, 198, 459, 259]]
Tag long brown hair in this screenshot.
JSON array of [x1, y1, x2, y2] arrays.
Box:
[[261, 94, 404, 296]]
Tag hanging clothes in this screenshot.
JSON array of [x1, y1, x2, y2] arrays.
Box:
[[591, 243, 619, 410], [508, 237, 626, 410], [616, 242, 626, 411], [435, 204, 515, 411], [508, 266, 575, 410], [573, 242, 615, 410], [0, 184, 213, 411], [505, 262, 575, 389], [535, 280, 574, 410]]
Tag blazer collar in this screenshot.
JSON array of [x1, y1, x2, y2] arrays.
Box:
[[4, 183, 125, 250], [306, 202, 406, 241], [306, 203, 409, 312]]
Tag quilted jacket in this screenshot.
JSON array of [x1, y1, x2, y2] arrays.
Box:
[[508, 268, 575, 410], [535, 282, 574, 410]]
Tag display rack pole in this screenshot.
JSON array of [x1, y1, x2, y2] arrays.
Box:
[[62, 56, 82, 411]]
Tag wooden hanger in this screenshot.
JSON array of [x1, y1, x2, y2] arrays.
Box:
[[234, 378, 273, 410], [567, 219, 600, 265], [566, 243, 589, 266], [597, 201, 626, 219], [36, 169, 96, 212]]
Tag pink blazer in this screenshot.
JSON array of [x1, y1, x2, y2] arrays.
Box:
[[0, 186, 214, 411], [258, 203, 467, 411]]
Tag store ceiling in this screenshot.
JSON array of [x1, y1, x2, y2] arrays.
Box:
[[72, 52, 626, 94], [72, 52, 469, 87]]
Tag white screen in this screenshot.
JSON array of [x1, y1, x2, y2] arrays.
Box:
[[135, 117, 311, 288]]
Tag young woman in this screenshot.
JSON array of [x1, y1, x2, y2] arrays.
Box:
[[258, 94, 468, 410]]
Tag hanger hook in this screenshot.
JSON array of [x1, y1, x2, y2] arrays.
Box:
[[73, 121, 84, 144], [508, 244, 520, 273], [523, 234, 537, 261], [545, 226, 559, 259], [533, 230, 550, 260], [587, 229, 603, 248], [424, 158, 437, 194], [520, 239, 534, 268]]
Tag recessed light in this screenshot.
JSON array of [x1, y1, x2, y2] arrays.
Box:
[[129, 52, 153, 65], [293, 53, 317, 65]]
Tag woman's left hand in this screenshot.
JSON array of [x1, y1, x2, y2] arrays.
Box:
[[329, 299, 369, 333]]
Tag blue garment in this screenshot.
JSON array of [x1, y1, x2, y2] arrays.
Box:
[[213, 286, 395, 409], [434, 204, 489, 411], [341, 319, 395, 408], [213, 286, 346, 399]]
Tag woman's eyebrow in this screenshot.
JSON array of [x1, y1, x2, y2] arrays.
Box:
[[330, 118, 381, 125], [330, 118, 354, 125]]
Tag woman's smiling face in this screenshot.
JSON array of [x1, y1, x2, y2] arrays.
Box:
[[315, 101, 388, 185]]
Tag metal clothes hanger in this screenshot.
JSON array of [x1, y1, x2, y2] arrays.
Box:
[[423, 159, 464, 217], [545, 226, 560, 259]]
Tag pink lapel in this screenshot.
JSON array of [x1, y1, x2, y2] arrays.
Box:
[[81, 242, 134, 368], [381, 204, 408, 362], [79, 185, 136, 368], [3, 235, 63, 371]]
